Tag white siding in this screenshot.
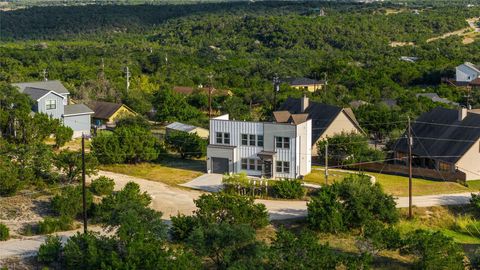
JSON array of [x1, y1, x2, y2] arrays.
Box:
[[456, 64, 480, 82]]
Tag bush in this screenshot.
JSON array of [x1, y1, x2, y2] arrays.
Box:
[[307, 188, 344, 233], [165, 130, 206, 159], [356, 221, 402, 255], [471, 193, 480, 212], [272, 179, 305, 199], [401, 230, 464, 270], [0, 158, 20, 196], [171, 214, 200, 242], [54, 125, 73, 148], [38, 216, 74, 234], [0, 223, 10, 241], [51, 186, 93, 218], [38, 235, 63, 264], [90, 176, 115, 196]]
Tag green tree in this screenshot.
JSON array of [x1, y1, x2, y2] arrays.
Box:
[[51, 185, 93, 218], [0, 157, 20, 196], [90, 132, 124, 164], [165, 130, 206, 159], [54, 125, 73, 148], [54, 150, 98, 182], [307, 188, 344, 233], [38, 235, 63, 264]]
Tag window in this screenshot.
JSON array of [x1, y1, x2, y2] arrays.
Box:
[[438, 162, 451, 172], [216, 132, 223, 144], [257, 135, 264, 147], [256, 160, 263, 171], [46, 100, 56, 110], [224, 133, 230, 144], [249, 134, 256, 146], [276, 161, 283, 173], [216, 132, 230, 144], [248, 159, 256, 170], [276, 161, 290, 173], [241, 159, 248, 170], [241, 134, 248, 146], [275, 137, 290, 149]]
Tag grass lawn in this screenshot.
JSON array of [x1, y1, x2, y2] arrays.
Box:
[[305, 166, 480, 197], [99, 159, 204, 186]]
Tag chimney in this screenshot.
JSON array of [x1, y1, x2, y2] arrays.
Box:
[[458, 107, 468, 121], [301, 95, 309, 113]]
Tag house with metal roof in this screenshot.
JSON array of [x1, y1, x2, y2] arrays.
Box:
[[278, 96, 363, 156], [12, 80, 93, 138], [456, 62, 480, 83], [87, 101, 137, 129], [394, 107, 480, 181], [284, 77, 326, 92], [166, 122, 209, 139]]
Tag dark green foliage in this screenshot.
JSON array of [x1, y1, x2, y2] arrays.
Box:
[[165, 130, 207, 159], [187, 223, 265, 269], [272, 179, 305, 199], [38, 235, 63, 264], [115, 115, 151, 130], [308, 174, 398, 232], [54, 125, 73, 148], [0, 223, 9, 241], [400, 230, 465, 270], [90, 176, 114, 196], [470, 193, 480, 212], [357, 221, 402, 255], [194, 192, 269, 229], [268, 228, 371, 270], [317, 132, 385, 166], [154, 88, 205, 124], [38, 216, 74, 234], [170, 214, 200, 242], [54, 150, 98, 183], [0, 157, 20, 196], [51, 186, 93, 218], [91, 126, 161, 164]]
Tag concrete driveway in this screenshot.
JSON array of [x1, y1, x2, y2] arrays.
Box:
[[180, 173, 223, 192]]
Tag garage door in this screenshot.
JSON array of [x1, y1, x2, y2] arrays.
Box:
[[212, 158, 229, 174]]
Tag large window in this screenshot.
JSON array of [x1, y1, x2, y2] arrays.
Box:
[[240, 134, 264, 147], [216, 132, 230, 144], [276, 161, 290, 173], [241, 159, 262, 171], [241, 159, 248, 170], [46, 100, 56, 110], [275, 137, 290, 149], [257, 135, 264, 147], [241, 134, 248, 146]]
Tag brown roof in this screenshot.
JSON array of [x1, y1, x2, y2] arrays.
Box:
[[290, 114, 309, 125], [173, 86, 195, 95], [88, 101, 128, 120], [273, 111, 309, 125], [273, 111, 291, 123]]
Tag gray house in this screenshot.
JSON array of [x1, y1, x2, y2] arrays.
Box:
[[12, 80, 93, 138]]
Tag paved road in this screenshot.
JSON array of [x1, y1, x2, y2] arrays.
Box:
[[0, 171, 475, 260]]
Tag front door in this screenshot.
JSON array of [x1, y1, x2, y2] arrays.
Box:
[[263, 160, 272, 178]]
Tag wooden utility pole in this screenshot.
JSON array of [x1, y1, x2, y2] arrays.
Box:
[[81, 134, 88, 234], [208, 73, 213, 118], [408, 117, 413, 219], [273, 74, 280, 111], [325, 141, 329, 185]]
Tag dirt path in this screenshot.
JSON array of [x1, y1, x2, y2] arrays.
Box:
[[427, 17, 479, 44]]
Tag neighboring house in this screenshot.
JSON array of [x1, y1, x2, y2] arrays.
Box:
[[166, 122, 209, 139], [416, 93, 459, 106], [456, 62, 480, 83], [173, 86, 232, 96], [278, 96, 363, 156], [285, 78, 326, 92], [12, 80, 93, 138], [394, 107, 480, 181], [381, 98, 398, 109], [206, 114, 312, 179], [349, 100, 370, 109], [88, 101, 137, 128]]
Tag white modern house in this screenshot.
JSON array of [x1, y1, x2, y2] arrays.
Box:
[[206, 114, 312, 179], [12, 80, 94, 138], [456, 62, 480, 83]]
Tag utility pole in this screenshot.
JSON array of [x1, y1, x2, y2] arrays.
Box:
[[407, 117, 413, 219], [125, 66, 131, 92], [208, 73, 214, 118], [323, 72, 328, 92], [325, 141, 329, 186], [81, 134, 88, 234], [41, 69, 48, 81], [273, 74, 280, 111]]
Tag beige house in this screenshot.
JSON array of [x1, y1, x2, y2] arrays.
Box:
[[277, 96, 363, 156], [285, 78, 326, 92], [394, 107, 480, 181], [166, 122, 209, 139]]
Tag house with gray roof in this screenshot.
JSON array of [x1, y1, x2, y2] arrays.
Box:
[[12, 80, 93, 138], [416, 93, 459, 106], [394, 107, 480, 181], [166, 122, 209, 139], [284, 77, 326, 92], [456, 62, 480, 83]]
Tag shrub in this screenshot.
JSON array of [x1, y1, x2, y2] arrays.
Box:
[[0, 223, 10, 241], [38, 216, 74, 234], [272, 179, 305, 199], [90, 176, 115, 196], [51, 186, 93, 218], [165, 130, 206, 159], [471, 193, 480, 212], [38, 235, 63, 264], [307, 188, 344, 233], [400, 230, 464, 270], [356, 221, 402, 255], [54, 125, 73, 148], [171, 214, 200, 242], [0, 158, 20, 196]]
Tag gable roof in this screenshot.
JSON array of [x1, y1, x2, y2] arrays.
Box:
[[460, 62, 480, 73], [395, 107, 480, 164], [284, 77, 325, 86], [87, 101, 133, 120], [273, 111, 309, 125], [64, 104, 94, 116], [22, 87, 51, 101], [12, 80, 70, 95], [278, 97, 360, 144], [166, 122, 202, 133]]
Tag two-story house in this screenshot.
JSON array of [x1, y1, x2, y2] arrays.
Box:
[[12, 80, 93, 138], [206, 114, 312, 179]]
